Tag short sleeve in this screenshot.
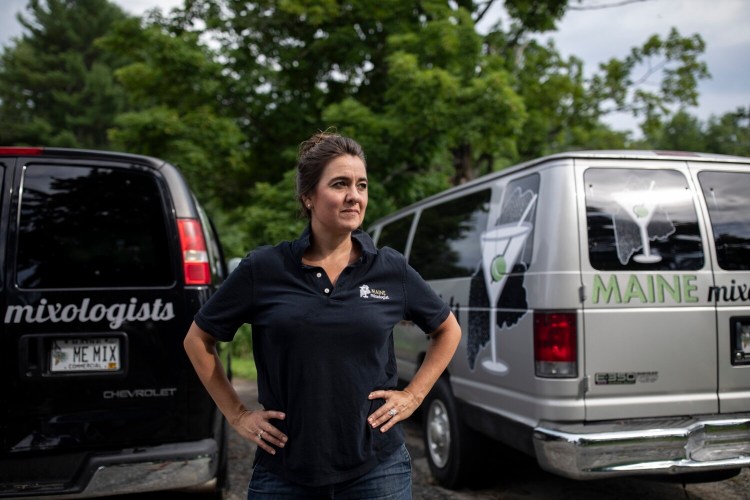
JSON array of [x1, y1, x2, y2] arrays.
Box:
[[403, 261, 450, 334], [194, 255, 255, 341]]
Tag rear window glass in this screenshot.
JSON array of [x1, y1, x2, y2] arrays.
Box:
[[585, 168, 704, 271], [16, 164, 174, 289], [409, 190, 491, 280], [698, 171, 750, 270], [376, 215, 413, 254]]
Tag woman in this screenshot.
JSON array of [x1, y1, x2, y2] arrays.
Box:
[[184, 132, 461, 498]]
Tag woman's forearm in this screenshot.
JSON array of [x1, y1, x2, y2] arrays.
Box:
[[405, 312, 461, 404], [184, 322, 247, 424]]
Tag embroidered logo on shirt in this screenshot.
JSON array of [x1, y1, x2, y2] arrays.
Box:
[[359, 284, 390, 300]]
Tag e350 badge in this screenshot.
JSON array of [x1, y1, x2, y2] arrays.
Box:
[[595, 371, 659, 385]]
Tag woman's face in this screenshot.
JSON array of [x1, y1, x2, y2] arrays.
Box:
[[306, 154, 368, 237]]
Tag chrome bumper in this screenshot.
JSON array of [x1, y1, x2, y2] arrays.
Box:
[[4, 438, 218, 498], [533, 414, 750, 480]]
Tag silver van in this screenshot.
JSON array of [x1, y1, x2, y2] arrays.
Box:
[[368, 150, 750, 487]]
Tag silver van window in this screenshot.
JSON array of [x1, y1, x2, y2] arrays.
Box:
[[698, 171, 750, 270], [376, 214, 414, 254], [585, 168, 703, 271], [494, 174, 539, 268], [409, 189, 491, 280]]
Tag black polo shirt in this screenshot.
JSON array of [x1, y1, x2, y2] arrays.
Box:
[[194, 227, 450, 487]]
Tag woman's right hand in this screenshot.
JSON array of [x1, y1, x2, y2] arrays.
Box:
[[232, 409, 288, 455]]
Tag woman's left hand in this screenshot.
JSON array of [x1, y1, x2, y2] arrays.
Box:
[[367, 389, 420, 433]]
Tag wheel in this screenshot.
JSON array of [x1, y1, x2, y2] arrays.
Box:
[[422, 377, 477, 489]]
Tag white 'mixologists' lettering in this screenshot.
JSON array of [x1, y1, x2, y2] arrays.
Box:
[[4, 298, 175, 329]]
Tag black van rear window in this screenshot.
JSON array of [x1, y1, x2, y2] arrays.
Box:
[[16, 165, 174, 289], [585, 168, 704, 271], [698, 171, 750, 270]]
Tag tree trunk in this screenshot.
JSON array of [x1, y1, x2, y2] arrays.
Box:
[[451, 143, 474, 185]]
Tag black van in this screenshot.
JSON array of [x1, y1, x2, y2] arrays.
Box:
[[0, 147, 229, 497]]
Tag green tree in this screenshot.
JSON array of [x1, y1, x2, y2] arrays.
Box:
[[0, 0, 130, 147], [326, 5, 527, 191], [589, 28, 710, 140], [705, 107, 750, 156], [175, 0, 530, 215], [174, 0, 438, 186], [174, 2, 709, 184], [141, 0, 711, 251], [638, 108, 708, 152], [99, 18, 250, 209], [636, 106, 750, 156], [102, 1, 715, 251]]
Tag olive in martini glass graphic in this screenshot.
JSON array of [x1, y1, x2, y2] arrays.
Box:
[[480, 194, 536, 374]]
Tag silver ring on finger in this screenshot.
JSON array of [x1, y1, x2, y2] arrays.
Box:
[[388, 408, 397, 417], [258, 429, 265, 440]]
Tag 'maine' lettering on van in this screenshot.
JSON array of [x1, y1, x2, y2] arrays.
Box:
[[4, 298, 176, 329], [592, 274, 699, 304]]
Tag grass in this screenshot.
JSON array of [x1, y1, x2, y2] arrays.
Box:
[[230, 355, 257, 380]]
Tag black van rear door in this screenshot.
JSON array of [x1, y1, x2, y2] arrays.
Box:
[[3, 156, 192, 463]]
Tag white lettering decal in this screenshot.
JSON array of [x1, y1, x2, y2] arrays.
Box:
[[4, 298, 177, 329], [107, 303, 127, 329], [159, 302, 175, 321], [61, 304, 78, 322], [89, 304, 106, 322], [79, 298, 91, 322]]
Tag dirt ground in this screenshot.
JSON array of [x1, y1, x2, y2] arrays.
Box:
[[225, 378, 750, 500]]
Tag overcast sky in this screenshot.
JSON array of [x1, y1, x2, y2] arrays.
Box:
[[2, 0, 749, 134]]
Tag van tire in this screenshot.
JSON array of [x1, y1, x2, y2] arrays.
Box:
[[422, 377, 477, 489], [213, 421, 229, 497]]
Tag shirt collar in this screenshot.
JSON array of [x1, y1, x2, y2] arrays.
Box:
[[291, 225, 377, 264]]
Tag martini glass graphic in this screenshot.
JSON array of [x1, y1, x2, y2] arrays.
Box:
[[480, 194, 536, 374], [612, 181, 662, 264]]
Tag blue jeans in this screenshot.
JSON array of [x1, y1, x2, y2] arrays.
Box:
[[247, 444, 412, 499]]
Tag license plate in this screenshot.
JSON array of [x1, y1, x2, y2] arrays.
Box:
[[50, 338, 121, 372]]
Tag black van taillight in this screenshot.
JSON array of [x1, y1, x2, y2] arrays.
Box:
[[177, 218, 211, 285], [534, 311, 577, 378], [0, 147, 42, 155]]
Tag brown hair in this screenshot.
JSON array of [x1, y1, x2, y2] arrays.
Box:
[[296, 131, 366, 218]]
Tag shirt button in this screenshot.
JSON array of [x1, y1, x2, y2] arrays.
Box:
[[316, 272, 322, 278], [324, 288, 330, 294]]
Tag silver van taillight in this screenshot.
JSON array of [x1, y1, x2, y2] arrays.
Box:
[[534, 311, 577, 378], [177, 218, 210, 285]]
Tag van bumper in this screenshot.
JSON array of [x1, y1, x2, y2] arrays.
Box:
[[1, 438, 219, 498], [533, 414, 750, 480]]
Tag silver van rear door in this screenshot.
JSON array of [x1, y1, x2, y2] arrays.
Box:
[[577, 158, 717, 421], [694, 164, 750, 414]]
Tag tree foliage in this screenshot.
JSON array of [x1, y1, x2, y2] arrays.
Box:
[[0, 0, 130, 147], [98, 18, 250, 208], [1, 0, 747, 257], [637, 106, 750, 155]]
